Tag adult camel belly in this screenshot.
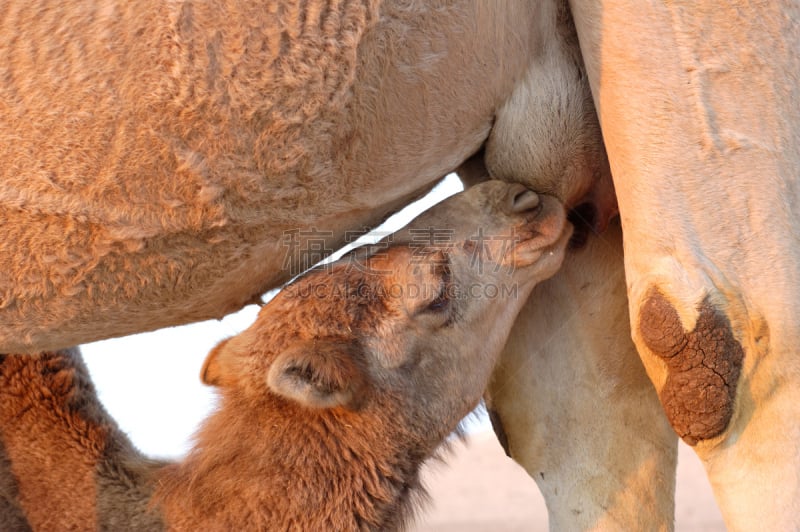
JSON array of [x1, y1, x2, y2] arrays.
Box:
[[570, 0, 800, 527], [0, 0, 606, 352]]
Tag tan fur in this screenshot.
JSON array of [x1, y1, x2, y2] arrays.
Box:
[[0, 182, 571, 530], [0, 0, 604, 352]]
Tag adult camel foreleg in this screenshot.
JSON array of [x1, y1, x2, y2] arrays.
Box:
[[569, 0, 800, 527], [485, 222, 678, 530]]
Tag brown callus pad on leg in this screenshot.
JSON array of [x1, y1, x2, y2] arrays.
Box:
[[639, 290, 743, 445]]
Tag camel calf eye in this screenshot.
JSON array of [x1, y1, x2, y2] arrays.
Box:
[[424, 284, 450, 313]]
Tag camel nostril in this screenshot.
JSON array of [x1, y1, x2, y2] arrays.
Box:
[[509, 186, 540, 213]]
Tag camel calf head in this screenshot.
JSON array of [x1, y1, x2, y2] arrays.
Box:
[[200, 180, 570, 452]]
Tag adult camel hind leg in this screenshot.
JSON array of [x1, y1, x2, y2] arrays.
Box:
[[486, 221, 678, 530], [570, 0, 800, 527]]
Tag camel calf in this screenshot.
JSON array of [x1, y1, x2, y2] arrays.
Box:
[[0, 181, 570, 531]]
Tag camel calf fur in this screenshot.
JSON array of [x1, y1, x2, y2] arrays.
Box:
[[0, 181, 570, 531]]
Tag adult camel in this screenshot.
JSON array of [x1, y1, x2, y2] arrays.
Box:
[[6, 0, 791, 530]]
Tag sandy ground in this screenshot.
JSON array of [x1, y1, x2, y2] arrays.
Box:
[[413, 431, 725, 531]]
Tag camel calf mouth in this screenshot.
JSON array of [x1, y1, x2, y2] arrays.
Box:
[[506, 195, 572, 271]]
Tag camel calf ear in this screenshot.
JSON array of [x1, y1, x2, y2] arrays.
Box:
[[267, 341, 368, 410], [201, 338, 232, 387]]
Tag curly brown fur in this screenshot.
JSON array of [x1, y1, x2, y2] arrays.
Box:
[[0, 350, 164, 530]]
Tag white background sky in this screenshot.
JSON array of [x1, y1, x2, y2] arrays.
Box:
[[81, 174, 484, 458]]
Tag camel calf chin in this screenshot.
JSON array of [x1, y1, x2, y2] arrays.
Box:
[[0, 181, 571, 531]]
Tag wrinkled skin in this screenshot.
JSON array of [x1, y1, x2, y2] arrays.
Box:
[[481, 2, 800, 528]]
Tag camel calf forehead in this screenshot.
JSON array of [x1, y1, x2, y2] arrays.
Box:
[[639, 290, 744, 445]]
